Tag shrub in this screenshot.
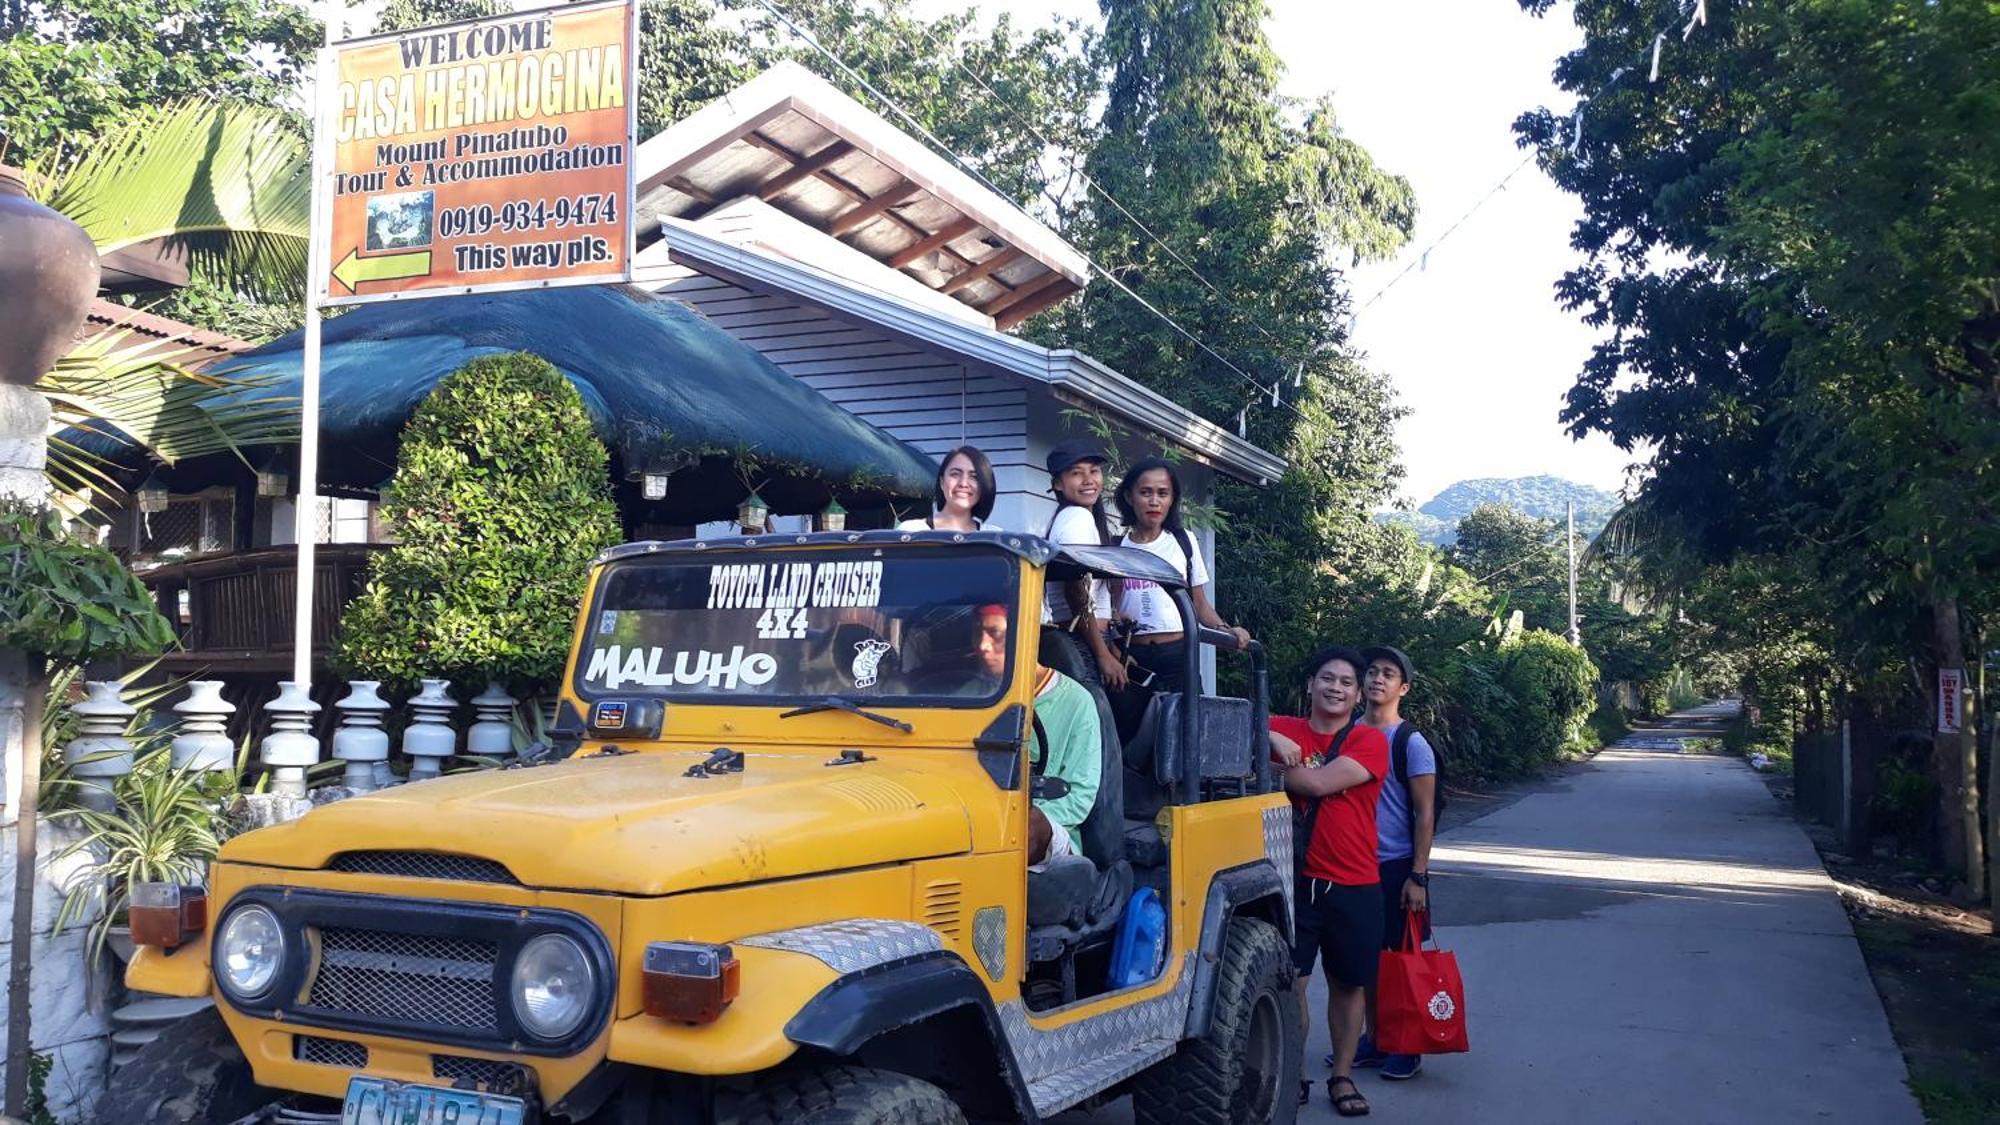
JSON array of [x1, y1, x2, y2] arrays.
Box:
[[337, 352, 621, 693], [1493, 629, 1600, 765]]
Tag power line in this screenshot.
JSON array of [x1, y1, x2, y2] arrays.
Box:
[[1352, 153, 1536, 315]]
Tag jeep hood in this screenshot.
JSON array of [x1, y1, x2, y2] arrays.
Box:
[[220, 751, 972, 895]]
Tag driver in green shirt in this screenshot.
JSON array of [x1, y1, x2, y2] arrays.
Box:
[[976, 604, 1101, 865]]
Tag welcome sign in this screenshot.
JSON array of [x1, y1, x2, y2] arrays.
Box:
[[319, 0, 634, 304]]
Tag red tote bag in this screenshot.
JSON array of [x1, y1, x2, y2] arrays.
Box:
[[1375, 913, 1469, 1055]]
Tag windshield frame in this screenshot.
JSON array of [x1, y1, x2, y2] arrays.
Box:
[[568, 543, 1025, 711]]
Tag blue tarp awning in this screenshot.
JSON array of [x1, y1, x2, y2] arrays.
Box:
[[149, 285, 936, 521]]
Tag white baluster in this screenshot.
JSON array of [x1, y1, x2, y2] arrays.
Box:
[[170, 680, 235, 772], [466, 681, 516, 759], [66, 680, 134, 811], [402, 679, 457, 782], [332, 680, 391, 791], [259, 681, 321, 799]]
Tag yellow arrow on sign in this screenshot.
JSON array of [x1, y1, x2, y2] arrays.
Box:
[[330, 248, 432, 294]]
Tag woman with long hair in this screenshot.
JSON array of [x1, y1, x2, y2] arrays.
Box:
[[898, 445, 999, 532], [1043, 438, 1126, 690], [1113, 456, 1251, 694]]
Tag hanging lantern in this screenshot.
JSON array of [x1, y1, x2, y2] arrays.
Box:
[[255, 452, 289, 498], [641, 462, 672, 501], [135, 470, 170, 514], [817, 498, 847, 533], [736, 491, 770, 533]]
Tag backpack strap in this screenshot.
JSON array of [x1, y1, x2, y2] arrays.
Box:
[[1031, 711, 1050, 777], [1392, 722, 1415, 788], [1294, 717, 1360, 874], [1169, 526, 1197, 582]]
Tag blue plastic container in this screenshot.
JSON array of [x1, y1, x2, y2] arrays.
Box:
[[1107, 886, 1168, 989]]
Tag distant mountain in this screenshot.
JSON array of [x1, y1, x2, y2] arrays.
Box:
[[1379, 476, 1618, 547]]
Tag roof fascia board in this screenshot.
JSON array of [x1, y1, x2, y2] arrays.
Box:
[[648, 220, 1286, 485]]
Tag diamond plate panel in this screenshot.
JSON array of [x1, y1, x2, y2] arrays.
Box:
[[998, 954, 1195, 1116], [737, 919, 943, 974], [972, 907, 1006, 982], [1263, 805, 1294, 915]]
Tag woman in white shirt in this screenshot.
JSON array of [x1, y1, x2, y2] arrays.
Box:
[[1112, 457, 1251, 694], [1042, 438, 1126, 690], [897, 445, 1001, 532]]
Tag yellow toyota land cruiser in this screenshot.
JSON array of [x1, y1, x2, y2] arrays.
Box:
[[113, 531, 1300, 1124]]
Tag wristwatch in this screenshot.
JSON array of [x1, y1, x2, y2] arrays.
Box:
[[1407, 871, 1430, 887]]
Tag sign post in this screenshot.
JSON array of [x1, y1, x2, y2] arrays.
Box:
[[292, 0, 636, 686], [1938, 666, 1965, 735]]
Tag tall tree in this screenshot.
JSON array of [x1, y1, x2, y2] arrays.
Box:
[[0, 0, 315, 162], [1068, 0, 1417, 679], [1516, 0, 1999, 893]]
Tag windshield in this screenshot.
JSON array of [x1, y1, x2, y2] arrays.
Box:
[[574, 548, 1021, 705]]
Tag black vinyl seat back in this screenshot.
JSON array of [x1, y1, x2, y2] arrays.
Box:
[[1124, 693, 1256, 804], [1035, 628, 1125, 868]]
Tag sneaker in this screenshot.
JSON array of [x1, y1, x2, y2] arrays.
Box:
[[1330, 1034, 1386, 1069], [1381, 1054, 1423, 1081]]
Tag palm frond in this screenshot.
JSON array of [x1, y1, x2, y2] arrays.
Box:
[[38, 328, 299, 512], [29, 100, 309, 301]]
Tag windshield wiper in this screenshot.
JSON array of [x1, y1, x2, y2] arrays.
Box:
[[779, 696, 913, 733]]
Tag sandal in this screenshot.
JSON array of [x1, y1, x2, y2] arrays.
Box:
[[1300, 1079, 1312, 1107], [1329, 1075, 1371, 1117]]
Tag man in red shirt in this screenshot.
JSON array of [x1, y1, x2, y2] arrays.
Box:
[[1271, 645, 1389, 1117]]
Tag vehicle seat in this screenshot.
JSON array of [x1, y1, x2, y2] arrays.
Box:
[[1027, 629, 1131, 956]]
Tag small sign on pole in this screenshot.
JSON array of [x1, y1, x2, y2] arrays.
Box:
[[1937, 667, 1965, 734], [319, 0, 636, 304]]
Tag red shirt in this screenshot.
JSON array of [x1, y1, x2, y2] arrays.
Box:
[[1272, 715, 1388, 886]]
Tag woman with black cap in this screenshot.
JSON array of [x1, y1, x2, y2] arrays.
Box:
[[1042, 438, 1126, 690]]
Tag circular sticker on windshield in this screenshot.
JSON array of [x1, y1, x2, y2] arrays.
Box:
[[851, 638, 893, 689]]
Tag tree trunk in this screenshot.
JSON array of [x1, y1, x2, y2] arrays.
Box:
[[1931, 598, 1984, 898]]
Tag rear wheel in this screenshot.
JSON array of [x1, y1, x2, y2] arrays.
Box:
[[724, 1063, 968, 1125], [93, 1007, 280, 1124], [1132, 916, 1299, 1125]]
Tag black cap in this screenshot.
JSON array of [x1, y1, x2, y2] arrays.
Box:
[[1361, 645, 1415, 683], [1046, 438, 1110, 478]]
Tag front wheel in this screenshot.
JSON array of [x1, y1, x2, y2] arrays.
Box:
[[1131, 916, 1300, 1125], [93, 1006, 281, 1124], [723, 1063, 968, 1125]]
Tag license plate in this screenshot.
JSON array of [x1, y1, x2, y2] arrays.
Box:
[[342, 1076, 528, 1125]]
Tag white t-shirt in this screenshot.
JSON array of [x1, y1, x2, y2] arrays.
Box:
[[1118, 528, 1209, 635], [896, 516, 1000, 532], [1043, 505, 1113, 623]]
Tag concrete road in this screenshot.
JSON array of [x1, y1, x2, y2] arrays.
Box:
[[1069, 704, 1923, 1123]]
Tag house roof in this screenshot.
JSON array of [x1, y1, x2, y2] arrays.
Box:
[[135, 286, 937, 519], [646, 219, 1289, 486], [635, 62, 1089, 330], [79, 299, 254, 367]]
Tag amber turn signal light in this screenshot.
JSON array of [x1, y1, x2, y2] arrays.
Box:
[[642, 941, 740, 1025], [129, 883, 207, 949]]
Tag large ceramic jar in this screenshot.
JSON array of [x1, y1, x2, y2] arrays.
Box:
[[0, 165, 98, 387]]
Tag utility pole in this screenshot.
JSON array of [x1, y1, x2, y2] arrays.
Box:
[[1567, 500, 1580, 646]]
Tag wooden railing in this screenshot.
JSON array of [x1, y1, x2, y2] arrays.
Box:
[[138, 545, 384, 673]]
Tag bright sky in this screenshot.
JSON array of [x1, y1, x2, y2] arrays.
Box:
[[912, 0, 1638, 505]]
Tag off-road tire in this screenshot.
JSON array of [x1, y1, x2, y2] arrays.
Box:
[[1131, 916, 1300, 1125], [93, 1006, 280, 1124], [725, 1064, 967, 1125]]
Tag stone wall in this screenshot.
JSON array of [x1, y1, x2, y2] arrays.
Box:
[[0, 822, 110, 1124]]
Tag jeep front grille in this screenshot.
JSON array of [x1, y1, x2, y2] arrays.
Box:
[[308, 927, 500, 1032], [433, 1053, 524, 1091], [324, 851, 520, 885], [294, 1035, 368, 1069]]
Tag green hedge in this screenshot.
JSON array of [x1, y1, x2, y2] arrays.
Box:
[[337, 352, 621, 693]]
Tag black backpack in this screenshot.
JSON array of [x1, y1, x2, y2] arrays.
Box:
[[1390, 723, 1446, 830], [1292, 717, 1359, 881]]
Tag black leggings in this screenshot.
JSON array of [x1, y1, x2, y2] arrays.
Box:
[[1127, 639, 1190, 695]]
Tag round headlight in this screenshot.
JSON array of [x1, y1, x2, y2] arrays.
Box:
[[511, 933, 594, 1041], [216, 905, 285, 1000]]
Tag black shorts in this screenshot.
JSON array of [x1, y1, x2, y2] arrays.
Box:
[[1378, 855, 1433, 950], [1293, 877, 1381, 987]]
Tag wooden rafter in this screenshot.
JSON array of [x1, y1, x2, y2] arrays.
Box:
[[888, 217, 981, 269], [739, 132, 1012, 294], [987, 270, 1075, 328], [827, 178, 919, 237], [666, 176, 717, 204], [757, 139, 856, 200], [939, 247, 1026, 297]]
